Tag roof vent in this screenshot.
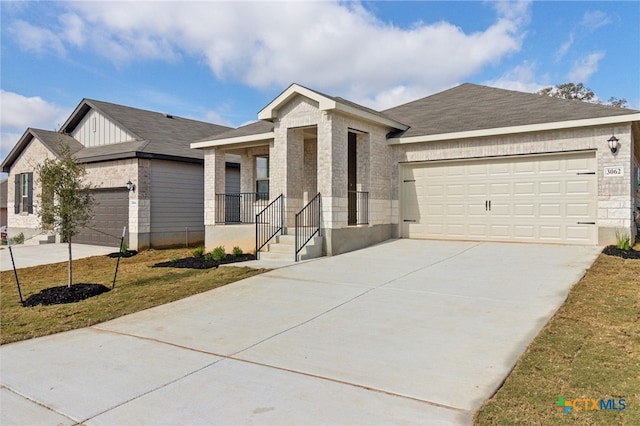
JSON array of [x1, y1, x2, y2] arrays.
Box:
[[164, 113, 174, 119]]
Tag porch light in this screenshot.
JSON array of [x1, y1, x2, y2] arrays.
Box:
[[608, 135, 619, 154], [126, 180, 135, 192]]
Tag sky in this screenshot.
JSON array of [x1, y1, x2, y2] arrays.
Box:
[[1, 0, 639, 169]]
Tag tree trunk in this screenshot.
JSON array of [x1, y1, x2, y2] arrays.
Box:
[[68, 238, 73, 288]]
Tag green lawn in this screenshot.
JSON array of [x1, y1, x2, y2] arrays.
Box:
[[1, 248, 267, 345]]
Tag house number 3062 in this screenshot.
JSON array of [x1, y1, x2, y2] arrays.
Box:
[[604, 167, 624, 177]]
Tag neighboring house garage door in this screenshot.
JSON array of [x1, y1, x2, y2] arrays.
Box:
[[74, 189, 129, 247], [401, 151, 597, 244]]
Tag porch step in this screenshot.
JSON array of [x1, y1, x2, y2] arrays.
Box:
[[259, 235, 324, 261], [24, 234, 56, 245]]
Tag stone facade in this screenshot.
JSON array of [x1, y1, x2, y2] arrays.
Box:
[[6, 140, 57, 239], [200, 88, 639, 255]]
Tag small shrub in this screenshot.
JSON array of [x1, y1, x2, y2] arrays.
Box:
[[10, 232, 25, 245], [210, 246, 226, 261], [615, 229, 630, 250], [204, 252, 215, 261], [232, 246, 243, 256], [170, 257, 180, 263], [192, 246, 205, 258]]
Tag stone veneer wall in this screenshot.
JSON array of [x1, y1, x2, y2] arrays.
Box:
[[393, 124, 638, 245], [6, 140, 57, 239]]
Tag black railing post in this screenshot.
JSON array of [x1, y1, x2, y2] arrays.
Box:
[[295, 193, 321, 261], [255, 194, 284, 259]]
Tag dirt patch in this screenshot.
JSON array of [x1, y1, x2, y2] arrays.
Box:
[[24, 283, 111, 307], [153, 253, 257, 269], [602, 245, 640, 260]]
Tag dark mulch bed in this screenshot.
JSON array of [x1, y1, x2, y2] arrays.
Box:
[[106, 250, 138, 258], [23, 283, 111, 307], [602, 245, 640, 260], [153, 253, 256, 269]]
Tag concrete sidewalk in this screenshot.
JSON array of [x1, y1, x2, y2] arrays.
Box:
[[0, 240, 601, 425], [0, 243, 115, 271]]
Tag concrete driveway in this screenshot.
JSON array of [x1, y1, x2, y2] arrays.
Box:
[[0, 240, 600, 425], [0, 243, 115, 271]]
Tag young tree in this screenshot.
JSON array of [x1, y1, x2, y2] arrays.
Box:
[[38, 142, 93, 287], [536, 82, 627, 107]]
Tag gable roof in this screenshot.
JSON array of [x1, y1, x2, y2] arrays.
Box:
[[192, 121, 275, 149], [1, 129, 84, 172], [258, 83, 408, 131], [384, 83, 640, 140], [59, 99, 232, 162]]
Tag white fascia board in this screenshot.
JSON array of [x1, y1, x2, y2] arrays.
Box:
[[191, 132, 274, 149], [258, 84, 336, 120], [333, 102, 409, 131], [388, 113, 640, 145]]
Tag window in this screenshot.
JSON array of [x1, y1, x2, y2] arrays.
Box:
[[14, 172, 33, 214], [256, 156, 269, 200]]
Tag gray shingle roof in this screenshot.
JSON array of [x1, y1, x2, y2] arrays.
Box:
[[62, 99, 232, 162], [197, 120, 274, 142], [1, 129, 85, 172], [384, 83, 639, 139], [30, 129, 85, 156]]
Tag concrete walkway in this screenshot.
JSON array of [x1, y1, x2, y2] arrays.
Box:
[[0, 240, 601, 425]]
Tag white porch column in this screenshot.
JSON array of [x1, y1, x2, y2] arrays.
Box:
[[203, 148, 226, 227]]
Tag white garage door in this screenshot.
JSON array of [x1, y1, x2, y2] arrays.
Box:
[[401, 152, 597, 244]]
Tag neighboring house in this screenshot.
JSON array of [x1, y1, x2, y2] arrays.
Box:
[[193, 83, 640, 260], [0, 178, 7, 228], [1, 99, 232, 249]]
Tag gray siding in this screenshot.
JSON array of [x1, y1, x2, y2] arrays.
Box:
[[71, 109, 135, 147], [150, 160, 204, 234]]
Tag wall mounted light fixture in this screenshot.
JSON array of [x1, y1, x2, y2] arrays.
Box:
[[607, 135, 619, 154], [126, 180, 135, 192]]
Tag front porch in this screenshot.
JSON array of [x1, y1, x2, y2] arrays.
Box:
[[192, 84, 406, 259]]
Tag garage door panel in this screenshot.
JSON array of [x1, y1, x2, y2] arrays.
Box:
[[539, 181, 562, 195], [446, 204, 465, 216], [514, 225, 535, 238], [514, 204, 535, 217], [514, 182, 535, 195], [75, 189, 128, 247], [566, 180, 592, 195], [490, 183, 510, 195], [539, 226, 562, 239], [468, 184, 487, 196], [539, 203, 562, 217], [566, 203, 592, 218], [401, 151, 597, 245]]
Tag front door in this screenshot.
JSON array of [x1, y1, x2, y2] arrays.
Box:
[[348, 132, 357, 225]]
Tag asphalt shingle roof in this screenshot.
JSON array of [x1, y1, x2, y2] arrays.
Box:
[[62, 99, 232, 162], [198, 120, 274, 142], [383, 83, 638, 139]]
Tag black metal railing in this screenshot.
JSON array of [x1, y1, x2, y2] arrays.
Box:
[[295, 193, 321, 262], [215, 193, 269, 224], [348, 191, 369, 225], [255, 194, 284, 258]]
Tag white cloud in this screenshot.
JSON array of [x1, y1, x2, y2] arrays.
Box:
[[0, 91, 66, 130], [482, 62, 544, 93], [0, 91, 70, 164], [568, 52, 605, 82], [9, 20, 66, 56], [580, 10, 612, 31], [29, 0, 528, 109], [555, 33, 574, 61]]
